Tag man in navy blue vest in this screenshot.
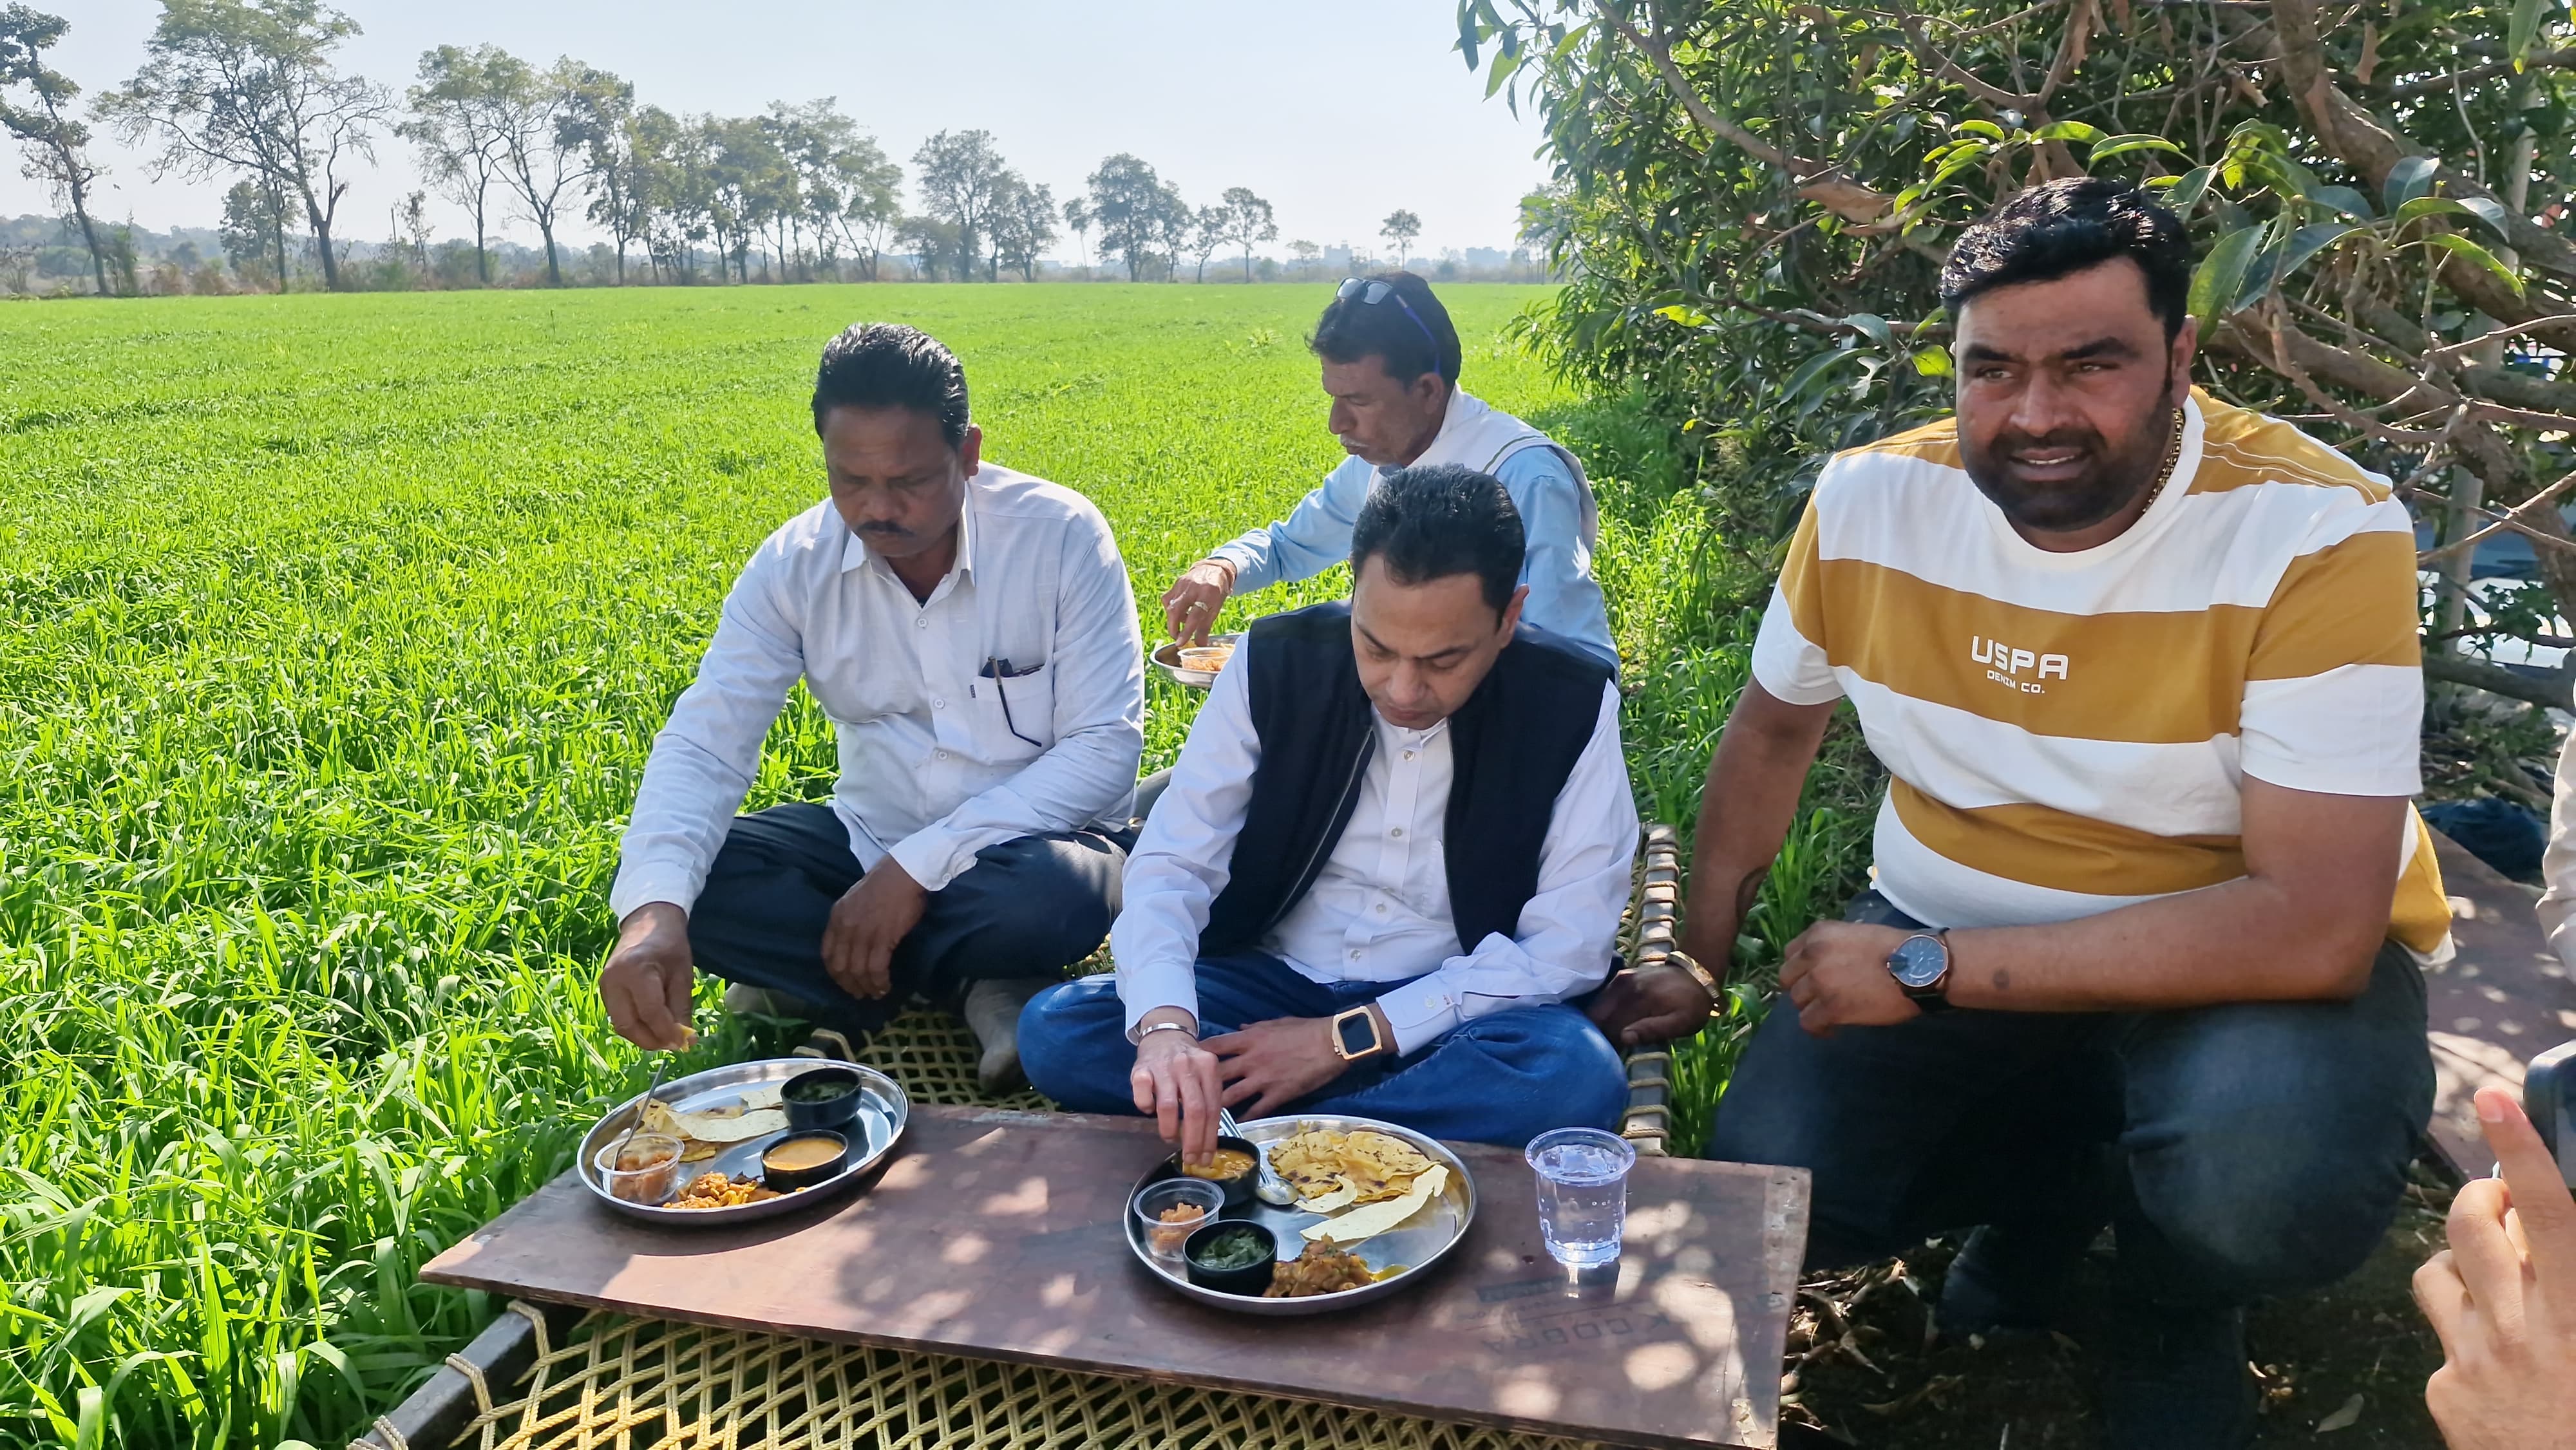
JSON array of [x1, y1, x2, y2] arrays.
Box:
[[1019, 465, 1637, 1156]]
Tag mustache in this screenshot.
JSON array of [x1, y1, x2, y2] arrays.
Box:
[[1992, 428, 2105, 455], [855, 522, 913, 536]]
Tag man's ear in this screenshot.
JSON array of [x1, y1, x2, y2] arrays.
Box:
[[2168, 318, 2199, 407], [1412, 372, 1450, 411], [958, 423, 984, 476], [1498, 583, 1529, 637]]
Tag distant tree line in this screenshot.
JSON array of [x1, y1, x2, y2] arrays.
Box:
[[0, 0, 1493, 296]]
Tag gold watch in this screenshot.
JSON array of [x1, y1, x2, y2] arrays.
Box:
[[1329, 1004, 1388, 1061], [1664, 949, 1723, 1004]]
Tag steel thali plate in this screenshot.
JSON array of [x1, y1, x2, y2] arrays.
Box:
[[1124, 1114, 1477, 1316], [576, 1058, 909, 1225], [1147, 632, 1243, 691]]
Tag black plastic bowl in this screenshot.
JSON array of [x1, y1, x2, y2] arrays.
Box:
[[780, 1065, 866, 1132], [1166, 1135, 1262, 1210], [1182, 1218, 1280, 1295], [759, 1129, 851, 1192]]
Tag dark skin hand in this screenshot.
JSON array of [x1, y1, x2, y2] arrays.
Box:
[[1209, 1006, 1394, 1119], [822, 860, 927, 1001], [600, 901, 699, 1051]]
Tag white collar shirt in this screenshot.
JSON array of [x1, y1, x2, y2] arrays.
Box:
[[610, 463, 1145, 919], [1109, 653, 1638, 1055]]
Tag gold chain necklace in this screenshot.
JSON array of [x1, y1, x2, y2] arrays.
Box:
[[2136, 405, 2188, 514]]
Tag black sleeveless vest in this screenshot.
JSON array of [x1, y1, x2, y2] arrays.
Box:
[[1199, 601, 1613, 958]]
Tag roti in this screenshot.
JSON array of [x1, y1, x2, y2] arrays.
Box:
[[1303, 1164, 1448, 1245]]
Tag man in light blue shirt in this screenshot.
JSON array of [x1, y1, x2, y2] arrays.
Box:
[[1159, 272, 1616, 668]]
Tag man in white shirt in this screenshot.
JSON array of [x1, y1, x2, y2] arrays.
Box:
[[1021, 464, 1637, 1154], [601, 324, 1146, 1089], [1158, 271, 1616, 669]]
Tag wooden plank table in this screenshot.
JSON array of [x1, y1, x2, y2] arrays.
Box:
[[421, 1104, 1811, 1449]]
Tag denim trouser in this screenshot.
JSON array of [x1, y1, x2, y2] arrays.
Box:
[[681, 802, 1133, 1035], [1708, 891, 2436, 1309], [1017, 951, 1631, 1148]]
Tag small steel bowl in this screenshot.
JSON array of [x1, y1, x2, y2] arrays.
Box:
[[1182, 1218, 1281, 1296], [759, 1129, 851, 1192], [1166, 1135, 1262, 1210], [779, 1064, 866, 1131]]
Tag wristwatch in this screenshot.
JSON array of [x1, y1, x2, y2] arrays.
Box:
[[1664, 948, 1723, 1004], [1885, 930, 1955, 1013], [1329, 1004, 1389, 1061]]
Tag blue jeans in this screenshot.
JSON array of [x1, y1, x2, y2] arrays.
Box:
[[1018, 951, 1630, 1148], [1709, 892, 2435, 1309]]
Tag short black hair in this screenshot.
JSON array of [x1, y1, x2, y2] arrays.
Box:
[[1310, 270, 1463, 386], [1939, 178, 2195, 341], [810, 323, 971, 444], [1350, 463, 1524, 617]]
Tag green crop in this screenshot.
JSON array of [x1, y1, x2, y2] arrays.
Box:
[[0, 283, 1845, 1448]]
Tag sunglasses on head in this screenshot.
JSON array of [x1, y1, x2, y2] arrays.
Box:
[[1336, 278, 1441, 356]]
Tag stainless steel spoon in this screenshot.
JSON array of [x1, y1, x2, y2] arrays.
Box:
[[610, 1055, 670, 1166], [1219, 1107, 1300, 1206]]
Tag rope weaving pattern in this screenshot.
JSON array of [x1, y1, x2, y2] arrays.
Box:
[[442, 1306, 1605, 1450]]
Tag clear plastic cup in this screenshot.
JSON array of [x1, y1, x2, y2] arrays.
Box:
[[1526, 1127, 1637, 1267], [1133, 1178, 1226, 1262], [595, 1133, 686, 1206]]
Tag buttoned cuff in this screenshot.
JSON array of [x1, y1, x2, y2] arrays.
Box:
[[1118, 959, 1203, 1043], [884, 826, 973, 894], [609, 865, 703, 924], [1372, 977, 1464, 1057]]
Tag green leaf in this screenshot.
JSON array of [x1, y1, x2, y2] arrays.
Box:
[[2164, 164, 2216, 216], [2034, 120, 2104, 143], [2308, 184, 2376, 221], [2512, 0, 2547, 65], [1654, 302, 1712, 327], [2087, 134, 2188, 162], [1955, 119, 2009, 141], [2190, 226, 2264, 325], [1842, 312, 1895, 347], [2413, 231, 2528, 297], [2278, 221, 2359, 280], [1911, 344, 1954, 376], [1484, 48, 1524, 99], [2458, 196, 2512, 236], [2394, 195, 2474, 226], [2382, 155, 2438, 212], [2231, 240, 2286, 313], [1781, 346, 1863, 400]]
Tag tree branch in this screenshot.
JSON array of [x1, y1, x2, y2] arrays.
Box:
[[2423, 652, 2574, 711]]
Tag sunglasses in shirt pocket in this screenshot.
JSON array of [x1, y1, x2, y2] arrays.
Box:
[[975, 654, 1055, 755]]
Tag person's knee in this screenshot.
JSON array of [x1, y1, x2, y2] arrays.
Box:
[[948, 839, 1118, 973], [1017, 977, 1132, 1108], [1476, 1007, 1629, 1133], [2126, 1100, 2408, 1296]]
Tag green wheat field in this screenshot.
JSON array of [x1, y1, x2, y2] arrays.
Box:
[[0, 284, 1835, 1448]]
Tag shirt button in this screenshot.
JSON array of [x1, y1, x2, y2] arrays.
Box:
[[1373, 903, 1387, 915], [1389, 827, 1403, 838], [933, 698, 945, 709], [1402, 749, 1416, 762], [1348, 949, 1361, 961], [916, 618, 928, 630], [933, 749, 947, 761]]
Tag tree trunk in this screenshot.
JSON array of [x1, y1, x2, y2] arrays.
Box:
[[541, 222, 561, 287], [312, 217, 340, 290], [473, 198, 489, 285], [62, 162, 108, 296], [1242, 248, 1253, 284]]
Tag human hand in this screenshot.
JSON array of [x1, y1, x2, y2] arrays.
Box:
[[601, 902, 699, 1051], [2414, 1086, 2576, 1450], [1208, 1012, 1365, 1119], [1160, 559, 1235, 646], [1130, 1010, 1224, 1165], [1779, 921, 1918, 1035], [1589, 963, 1719, 1046], [822, 859, 927, 1001]]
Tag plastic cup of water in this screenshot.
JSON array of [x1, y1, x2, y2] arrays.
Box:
[[1526, 1127, 1637, 1267]]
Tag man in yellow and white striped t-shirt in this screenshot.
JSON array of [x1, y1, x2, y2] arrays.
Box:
[[1591, 180, 2439, 1450]]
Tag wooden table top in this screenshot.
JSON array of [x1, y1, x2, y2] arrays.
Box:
[[421, 1104, 1810, 1449]]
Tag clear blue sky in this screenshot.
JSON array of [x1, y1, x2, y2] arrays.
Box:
[[15, 0, 1555, 260]]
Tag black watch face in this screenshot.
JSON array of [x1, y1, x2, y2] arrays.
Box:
[[1889, 934, 1947, 988], [1336, 1013, 1376, 1056]]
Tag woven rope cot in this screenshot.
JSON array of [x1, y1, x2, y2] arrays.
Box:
[[368, 827, 1685, 1450]]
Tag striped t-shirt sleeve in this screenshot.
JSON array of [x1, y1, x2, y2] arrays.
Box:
[[2237, 503, 2424, 798], [1750, 494, 1844, 705]]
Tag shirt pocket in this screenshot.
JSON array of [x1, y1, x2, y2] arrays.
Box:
[[974, 659, 1056, 760]]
